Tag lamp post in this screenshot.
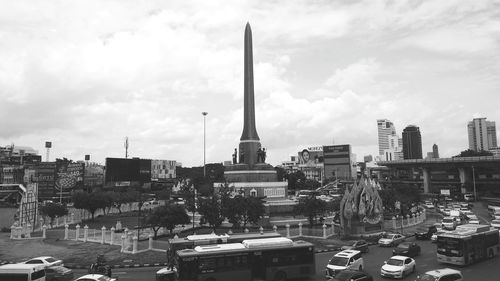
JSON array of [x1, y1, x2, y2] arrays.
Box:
[[202, 112, 208, 177], [472, 165, 477, 201]]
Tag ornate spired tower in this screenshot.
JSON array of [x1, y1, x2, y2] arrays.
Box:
[[216, 23, 287, 202], [239, 22, 261, 166]]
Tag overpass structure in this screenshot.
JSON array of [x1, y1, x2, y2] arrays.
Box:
[[376, 156, 500, 197]]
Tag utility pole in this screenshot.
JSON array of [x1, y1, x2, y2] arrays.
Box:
[[125, 137, 129, 159], [202, 112, 208, 177]]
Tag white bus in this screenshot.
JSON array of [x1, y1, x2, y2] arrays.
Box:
[[175, 237, 316, 281], [0, 263, 46, 281]]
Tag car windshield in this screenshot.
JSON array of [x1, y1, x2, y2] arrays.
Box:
[[416, 274, 438, 281], [26, 260, 43, 264], [384, 234, 395, 239], [334, 271, 359, 281], [329, 256, 349, 266], [46, 258, 57, 263], [492, 220, 500, 224], [443, 218, 454, 223], [386, 259, 403, 266]]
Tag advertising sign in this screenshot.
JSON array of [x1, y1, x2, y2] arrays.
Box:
[[37, 162, 56, 200], [298, 148, 324, 166], [55, 161, 84, 191], [440, 189, 450, 196]]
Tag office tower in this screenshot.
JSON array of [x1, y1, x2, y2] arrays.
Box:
[[377, 119, 397, 157], [432, 144, 439, 158], [467, 118, 497, 152], [402, 125, 423, 159]]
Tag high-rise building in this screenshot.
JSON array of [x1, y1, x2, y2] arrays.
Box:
[[432, 144, 439, 158], [402, 125, 423, 159], [377, 119, 402, 161], [467, 118, 497, 152]]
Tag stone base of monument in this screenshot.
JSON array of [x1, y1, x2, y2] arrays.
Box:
[[342, 220, 384, 236]]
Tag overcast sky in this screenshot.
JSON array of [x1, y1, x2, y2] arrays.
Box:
[[1, 0, 499, 167]]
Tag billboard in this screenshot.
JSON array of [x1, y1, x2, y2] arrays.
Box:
[[323, 144, 354, 180], [36, 162, 56, 200], [55, 161, 84, 191], [298, 147, 324, 166], [105, 158, 151, 186]]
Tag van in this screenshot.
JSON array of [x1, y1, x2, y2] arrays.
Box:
[[0, 263, 46, 281], [325, 250, 364, 278]]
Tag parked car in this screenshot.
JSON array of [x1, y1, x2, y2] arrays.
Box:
[[392, 241, 421, 257], [24, 256, 63, 268], [341, 240, 369, 253], [75, 274, 117, 281], [325, 250, 364, 278], [45, 266, 74, 281], [327, 269, 373, 281], [380, 256, 416, 279], [415, 225, 437, 240], [378, 233, 405, 247], [490, 219, 500, 229], [416, 268, 463, 281], [424, 202, 434, 209]]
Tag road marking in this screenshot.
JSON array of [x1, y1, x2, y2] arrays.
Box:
[[113, 271, 128, 275]]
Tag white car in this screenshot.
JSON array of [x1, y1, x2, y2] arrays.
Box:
[[416, 268, 463, 281], [424, 202, 434, 209], [468, 219, 480, 224], [24, 256, 63, 268], [378, 233, 405, 247], [380, 255, 416, 279], [75, 274, 117, 281], [491, 219, 500, 229]]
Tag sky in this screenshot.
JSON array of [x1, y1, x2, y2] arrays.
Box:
[[1, 0, 499, 167]]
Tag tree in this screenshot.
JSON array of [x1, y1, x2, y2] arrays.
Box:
[[293, 196, 328, 227], [145, 205, 170, 238], [109, 190, 137, 214], [197, 196, 224, 231], [72, 191, 107, 221], [163, 204, 191, 235], [39, 202, 68, 227], [454, 149, 493, 157], [225, 195, 266, 228], [286, 170, 306, 194]]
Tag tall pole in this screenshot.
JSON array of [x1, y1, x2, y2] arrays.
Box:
[[202, 112, 208, 177], [472, 165, 477, 201]]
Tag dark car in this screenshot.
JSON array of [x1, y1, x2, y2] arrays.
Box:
[[392, 241, 421, 257], [341, 240, 369, 253], [415, 225, 437, 240], [328, 269, 373, 281], [45, 265, 74, 281]]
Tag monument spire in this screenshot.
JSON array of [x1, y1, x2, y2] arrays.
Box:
[[240, 22, 260, 141]]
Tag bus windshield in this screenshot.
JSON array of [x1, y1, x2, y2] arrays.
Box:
[[437, 237, 463, 257], [328, 256, 348, 266]]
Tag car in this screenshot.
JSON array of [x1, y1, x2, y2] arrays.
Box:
[[441, 208, 451, 216], [424, 202, 434, 209], [392, 241, 421, 257], [378, 233, 405, 247], [490, 219, 500, 229], [45, 265, 74, 281], [341, 240, 369, 253], [468, 219, 480, 224], [380, 255, 416, 279], [441, 217, 457, 230], [416, 268, 464, 281], [74, 274, 117, 281], [415, 225, 437, 240], [24, 256, 63, 268], [325, 250, 364, 278], [327, 269, 373, 281]]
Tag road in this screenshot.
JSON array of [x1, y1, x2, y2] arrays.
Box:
[[70, 203, 498, 280], [72, 237, 500, 281]]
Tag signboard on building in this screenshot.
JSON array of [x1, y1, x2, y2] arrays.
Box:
[[298, 148, 324, 166], [18, 183, 38, 227], [36, 162, 56, 200], [55, 161, 84, 191], [440, 189, 450, 196], [323, 144, 354, 180], [105, 158, 152, 186]]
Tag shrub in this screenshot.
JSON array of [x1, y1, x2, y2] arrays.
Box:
[[1, 227, 10, 232]]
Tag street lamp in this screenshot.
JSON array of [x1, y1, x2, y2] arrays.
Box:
[[202, 112, 208, 177], [472, 165, 477, 201]]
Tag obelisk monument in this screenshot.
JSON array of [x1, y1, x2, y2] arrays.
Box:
[[239, 22, 261, 166], [217, 22, 287, 202]]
